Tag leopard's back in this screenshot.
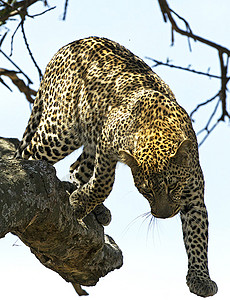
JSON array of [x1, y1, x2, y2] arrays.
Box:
[[15, 37, 177, 162]]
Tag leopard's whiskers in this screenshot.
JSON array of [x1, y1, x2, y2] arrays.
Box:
[[123, 211, 152, 236]]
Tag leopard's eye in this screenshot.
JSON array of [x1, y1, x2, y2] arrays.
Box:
[[168, 178, 178, 192], [169, 182, 178, 191], [142, 188, 154, 198], [141, 180, 150, 190], [139, 181, 154, 197]]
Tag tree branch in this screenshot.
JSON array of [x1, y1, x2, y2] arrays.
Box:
[[0, 137, 123, 296], [21, 20, 43, 80], [0, 0, 42, 24], [0, 48, 33, 84], [218, 52, 230, 121], [0, 1, 64, 101], [146, 57, 223, 80], [190, 93, 220, 120], [28, 6, 56, 18], [62, 0, 69, 20], [0, 68, 36, 102], [196, 98, 221, 146], [157, 0, 230, 145], [158, 0, 230, 55]]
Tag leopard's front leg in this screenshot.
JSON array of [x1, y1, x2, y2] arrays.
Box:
[[180, 200, 218, 297], [69, 149, 117, 221]]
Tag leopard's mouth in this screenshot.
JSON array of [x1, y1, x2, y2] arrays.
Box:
[[171, 205, 181, 217], [151, 204, 180, 219]]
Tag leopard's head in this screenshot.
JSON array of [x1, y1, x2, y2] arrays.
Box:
[[119, 138, 192, 219]]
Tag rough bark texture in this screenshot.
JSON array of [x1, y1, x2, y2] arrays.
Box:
[[0, 137, 123, 295]]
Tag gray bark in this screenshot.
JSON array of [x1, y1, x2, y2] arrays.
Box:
[[0, 137, 123, 296]]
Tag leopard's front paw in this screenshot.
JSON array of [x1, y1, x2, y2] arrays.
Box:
[[69, 191, 87, 220], [187, 271, 218, 297], [93, 204, 112, 226]]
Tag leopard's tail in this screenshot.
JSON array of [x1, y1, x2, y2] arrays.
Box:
[[14, 94, 43, 159]]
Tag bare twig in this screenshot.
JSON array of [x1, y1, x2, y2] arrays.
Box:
[[72, 283, 89, 296], [21, 20, 43, 80], [197, 99, 221, 136], [0, 30, 8, 47], [146, 57, 222, 80], [10, 21, 22, 56], [0, 76, 12, 91], [0, 49, 33, 84], [62, 0, 69, 20], [198, 122, 219, 147], [28, 6, 56, 18], [197, 98, 221, 146], [190, 93, 220, 120]]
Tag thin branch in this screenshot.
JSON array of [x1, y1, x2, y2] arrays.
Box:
[[0, 48, 33, 84], [62, 0, 69, 20], [201, 99, 221, 133], [21, 20, 43, 80], [28, 6, 56, 18], [10, 21, 22, 56], [146, 57, 222, 80], [0, 30, 8, 47], [0, 76, 12, 91], [169, 8, 194, 50], [198, 121, 219, 147], [197, 98, 221, 146], [190, 93, 220, 120]]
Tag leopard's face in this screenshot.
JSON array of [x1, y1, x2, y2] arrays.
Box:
[[119, 139, 192, 219], [133, 161, 190, 219]]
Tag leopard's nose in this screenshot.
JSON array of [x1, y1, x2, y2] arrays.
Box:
[[151, 203, 176, 219], [151, 209, 172, 219]]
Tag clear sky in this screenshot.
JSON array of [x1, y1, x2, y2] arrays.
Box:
[[0, 1, 229, 299]]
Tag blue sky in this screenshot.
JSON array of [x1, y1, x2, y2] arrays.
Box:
[[0, 1, 229, 299]]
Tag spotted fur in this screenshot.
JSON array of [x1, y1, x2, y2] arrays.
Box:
[[15, 37, 217, 297]]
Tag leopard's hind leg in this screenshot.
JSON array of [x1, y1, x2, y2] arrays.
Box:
[[70, 145, 111, 226], [15, 94, 82, 164]]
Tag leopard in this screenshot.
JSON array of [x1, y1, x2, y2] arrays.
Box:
[[15, 37, 217, 297]]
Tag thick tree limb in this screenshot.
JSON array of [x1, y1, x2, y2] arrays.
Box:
[[0, 137, 123, 296]]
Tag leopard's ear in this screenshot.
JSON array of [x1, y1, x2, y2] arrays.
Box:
[[170, 139, 192, 167], [119, 150, 139, 169]]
